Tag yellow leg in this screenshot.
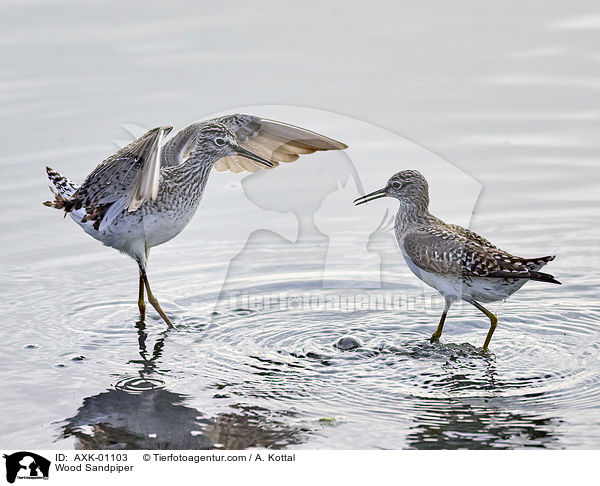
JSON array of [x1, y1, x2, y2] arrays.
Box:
[[138, 271, 146, 320], [139, 265, 174, 328], [470, 300, 498, 350], [430, 298, 452, 343]]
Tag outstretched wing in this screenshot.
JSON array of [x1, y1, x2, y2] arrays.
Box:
[[161, 113, 347, 173], [403, 227, 533, 279], [71, 125, 172, 229]]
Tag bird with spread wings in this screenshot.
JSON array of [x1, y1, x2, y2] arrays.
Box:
[[44, 114, 347, 327]]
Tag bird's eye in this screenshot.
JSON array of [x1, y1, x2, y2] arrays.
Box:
[[214, 137, 226, 147], [391, 181, 402, 190]]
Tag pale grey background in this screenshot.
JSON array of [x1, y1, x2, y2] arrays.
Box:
[[1, 1, 599, 449]]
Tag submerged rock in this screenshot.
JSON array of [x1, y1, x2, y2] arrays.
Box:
[[335, 336, 361, 351]]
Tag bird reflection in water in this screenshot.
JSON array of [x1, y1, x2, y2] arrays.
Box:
[[405, 398, 559, 449], [59, 322, 307, 449], [374, 341, 561, 449], [404, 360, 559, 449]]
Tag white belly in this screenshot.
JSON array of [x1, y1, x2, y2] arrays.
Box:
[[402, 252, 463, 300], [69, 204, 195, 261]]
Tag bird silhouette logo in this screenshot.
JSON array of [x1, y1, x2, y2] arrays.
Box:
[[3, 452, 51, 483]]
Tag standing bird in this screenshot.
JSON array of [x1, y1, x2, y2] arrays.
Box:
[[44, 114, 347, 327], [354, 170, 560, 350]]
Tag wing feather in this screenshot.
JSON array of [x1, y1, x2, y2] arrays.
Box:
[[215, 156, 255, 173], [162, 113, 347, 172], [66, 125, 172, 229], [403, 228, 533, 278], [127, 126, 167, 211]]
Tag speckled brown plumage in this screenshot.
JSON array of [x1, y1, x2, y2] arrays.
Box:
[[402, 225, 558, 282]]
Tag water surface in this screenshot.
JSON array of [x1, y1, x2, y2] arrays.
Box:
[[1, 0, 599, 449]]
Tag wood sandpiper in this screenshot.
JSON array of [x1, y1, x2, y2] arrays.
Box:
[[44, 114, 347, 327], [354, 170, 560, 350]]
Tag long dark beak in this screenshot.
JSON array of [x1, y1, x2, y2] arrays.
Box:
[[237, 147, 275, 168], [353, 188, 387, 206]]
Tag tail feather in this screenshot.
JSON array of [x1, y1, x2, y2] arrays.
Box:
[[43, 167, 79, 211], [43, 191, 69, 210], [529, 270, 561, 285], [45, 167, 78, 197], [523, 254, 560, 284], [524, 255, 555, 271]]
